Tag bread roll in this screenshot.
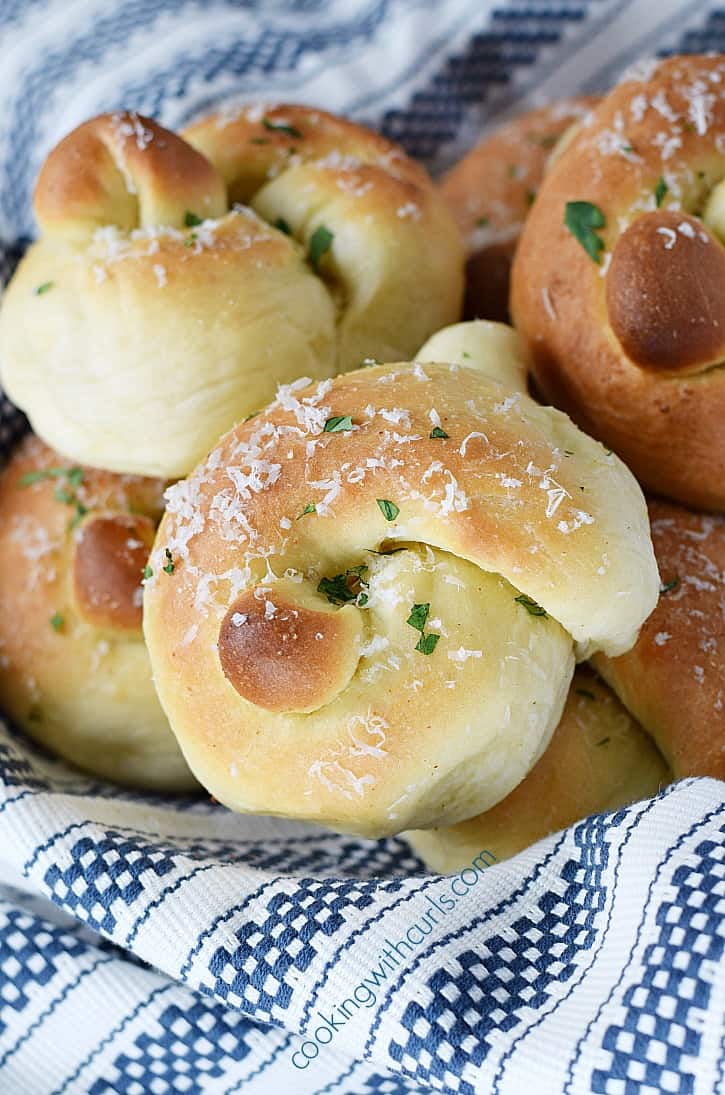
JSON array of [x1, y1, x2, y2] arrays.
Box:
[[406, 667, 670, 870], [0, 107, 464, 479], [594, 497, 725, 780], [440, 98, 597, 321], [511, 55, 725, 510], [143, 322, 659, 837], [0, 435, 196, 790]]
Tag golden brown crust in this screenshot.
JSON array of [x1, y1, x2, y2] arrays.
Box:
[[0, 105, 464, 478], [0, 434, 195, 790], [73, 513, 156, 631], [593, 497, 725, 780], [183, 103, 430, 200], [510, 55, 725, 510], [218, 585, 363, 713], [35, 112, 227, 237], [406, 667, 670, 869], [440, 98, 598, 321], [143, 334, 658, 836], [606, 211, 725, 371]]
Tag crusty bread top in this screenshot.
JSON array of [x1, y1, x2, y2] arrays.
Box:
[[510, 55, 725, 509], [594, 497, 725, 779], [35, 112, 226, 238]]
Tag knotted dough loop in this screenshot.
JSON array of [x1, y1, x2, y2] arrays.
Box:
[[511, 54, 725, 510], [182, 104, 464, 371], [406, 667, 670, 869], [34, 112, 227, 239], [143, 322, 658, 836], [0, 106, 463, 479], [0, 435, 195, 791]]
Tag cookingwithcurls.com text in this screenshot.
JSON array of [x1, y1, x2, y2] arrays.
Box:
[[291, 848, 497, 1069]]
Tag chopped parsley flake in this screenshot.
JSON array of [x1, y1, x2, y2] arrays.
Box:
[[525, 189, 537, 206], [274, 217, 292, 236], [68, 502, 88, 530], [184, 233, 198, 247], [595, 737, 610, 747], [620, 143, 634, 154], [250, 137, 270, 145], [534, 133, 558, 149], [262, 117, 302, 138], [475, 216, 490, 228], [142, 565, 153, 580], [406, 603, 430, 632], [53, 486, 74, 505], [308, 225, 333, 273], [18, 465, 83, 488], [323, 414, 353, 433], [660, 576, 680, 595], [297, 503, 316, 519], [415, 632, 440, 655], [163, 549, 175, 575], [508, 164, 520, 179], [34, 281, 54, 295], [50, 612, 64, 632], [655, 176, 668, 207], [576, 688, 596, 700], [376, 499, 399, 522], [564, 201, 606, 263], [515, 593, 548, 617], [317, 565, 368, 606], [430, 426, 449, 440], [184, 211, 202, 227], [406, 602, 440, 655]]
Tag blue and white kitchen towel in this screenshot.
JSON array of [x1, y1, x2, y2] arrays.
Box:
[[1, 3, 725, 1092]]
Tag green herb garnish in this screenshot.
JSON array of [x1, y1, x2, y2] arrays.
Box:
[[406, 602, 440, 655], [564, 200, 606, 263], [655, 176, 668, 207], [184, 211, 202, 227], [595, 737, 610, 747], [274, 217, 292, 236], [317, 565, 368, 606], [406, 603, 430, 632], [475, 216, 490, 228], [525, 189, 537, 206], [323, 415, 353, 433], [514, 593, 548, 617], [297, 503, 316, 519], [53, 486, 74, 505], [163, 548, 175, 575], [415, 633, 440, 655], [430, 426, 449, 440], [377, 499, 399, 522], [262, 117, 303, 138], [576, 688, 596, 700], [50, 612, 64, 632], [18, 466, 83, 488], [142, 565, 153, 580], [184, 233, 198, 247], [68, 502, 88, 530], [660, 576, 680, 595], [34, 281, 54, 295], [308, 225, 333, 273]]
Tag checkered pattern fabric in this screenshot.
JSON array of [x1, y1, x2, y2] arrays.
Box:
[[1, 2, 724, 1092]]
